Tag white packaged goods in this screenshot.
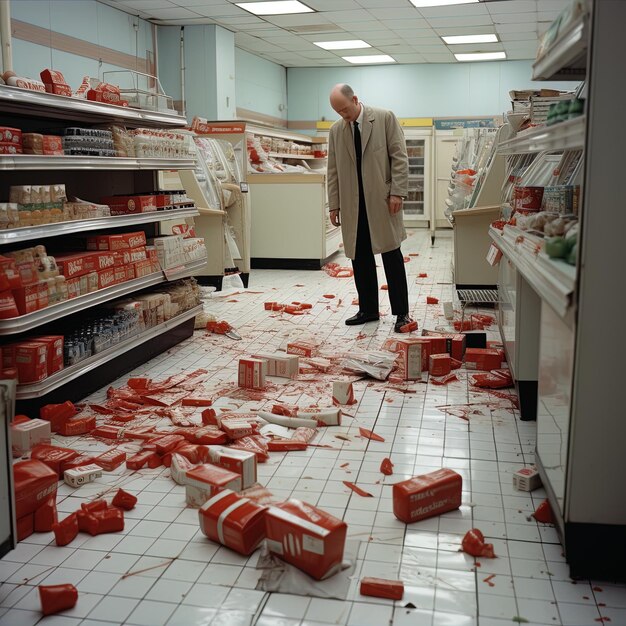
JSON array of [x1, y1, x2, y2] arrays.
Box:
[[251, 352, 299, 378], [332, 381, 355, 405], [64, 464, 103, 488], [170, 453, 195, 485], [205, 446, 257, 490], [11, 419, 51, 456], [238, 358, 267, 389], [513, 467, 542, 492]]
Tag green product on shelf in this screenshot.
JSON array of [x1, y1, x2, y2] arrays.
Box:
[[567, 242, 577, 265], [546, 103, 559, 126], [568, 98, 585, 119], [555, 101, 571, 123], [545, 237, 569, 259]]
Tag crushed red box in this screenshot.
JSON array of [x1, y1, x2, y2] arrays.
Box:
[[198, 489, 267, 555], [393, 468, 462, 523], [204, 445, 257, 490], [265, 499, 348, 580], [238, 358, 267, 390], [464, 348, 502, 371], [13, 459, 58, 519], [185, 463, 242, 507]]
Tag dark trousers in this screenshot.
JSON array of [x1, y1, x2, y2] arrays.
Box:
[[351, 199, 409, 316]]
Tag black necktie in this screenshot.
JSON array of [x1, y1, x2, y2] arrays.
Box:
[[354, 121, 364, 200]]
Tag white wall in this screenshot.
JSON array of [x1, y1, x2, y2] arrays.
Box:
[[9, 0, 154, 91], [287, 60, 580, 121], [235, 49, 287, 121]]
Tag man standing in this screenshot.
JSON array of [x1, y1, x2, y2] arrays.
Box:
[[327, 84, 414, 332]]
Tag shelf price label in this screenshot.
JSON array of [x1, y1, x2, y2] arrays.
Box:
[[486, 243, 503, 266], [239, 182, 249, 193]]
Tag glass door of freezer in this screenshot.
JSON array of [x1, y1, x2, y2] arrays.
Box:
[[404, 138, 428, 226]]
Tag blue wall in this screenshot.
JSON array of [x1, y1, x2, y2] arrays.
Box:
[[9, 0, 154, 91], [287, 60, 580, 121], [235, 49, 287, 121]]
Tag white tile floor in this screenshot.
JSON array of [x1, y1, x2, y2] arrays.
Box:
[[2, 229, 625, 625]]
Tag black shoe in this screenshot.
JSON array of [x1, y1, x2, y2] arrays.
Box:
[[394, 314, 414, 332], [345, 312, 380, 326]]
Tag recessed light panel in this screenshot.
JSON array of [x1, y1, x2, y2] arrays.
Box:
[[455, 51, 507, 61], [236, 1, 314, 16], [442, 34, 499, 44], [410, 0, 478, 7], [314, 40, 371, 50], [342, 55, 396, 64]]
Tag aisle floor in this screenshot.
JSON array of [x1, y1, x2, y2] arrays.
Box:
[[1, 229, 625, 626]]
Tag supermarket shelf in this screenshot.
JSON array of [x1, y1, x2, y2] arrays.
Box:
[[0, 155, 196, 171], [15, 304, 202, 399], [532, 14, 588, 81], [0, 207, 200, 244], [497, 116, 585, 155], [0, 257, 207, 335], [490, 225, 576, 318], [0, 84, 188, 128], [268, 152, 322, 160]]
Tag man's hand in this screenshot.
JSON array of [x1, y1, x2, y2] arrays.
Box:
[[388, 195, 403, 215], [330, 209, 341, 227]]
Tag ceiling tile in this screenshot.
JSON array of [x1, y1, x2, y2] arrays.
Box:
[[153, 17, 217, 23], [381, 18, 430, 30], [114, 0, 176, 8], [378, 44, 418, 54], [391, 53, 426, 63], [300, 50, 341, 59], [264, 13, 332, 27], [367, 7, 423, 20], [237, 22, 279, 30], [445, 42, 505, 53], [139, 6, 201, 18], [502, 39, 538, 49], [425, 15, 494, 29], [305, 0, 361, 9], [404, 35, 446, 46], [492, 12, 538, 24], [189, 3, 249, 17], [499, 30, 540, 41], [171, 0, 230, 5], [411, 43, 450, 52], [322, 9, 379, 23], [346, 20, 393, 31], [212, 15, 266, 25], [487, 0, 537, 14], [496, 22, 540, 33], [538, 11, 562, 21], [506, 50, 536, 59], [420, 52, 455, 62], [431, 24, 498, 36], [417, 3, 489, 19], [357, 0, 412, 7]]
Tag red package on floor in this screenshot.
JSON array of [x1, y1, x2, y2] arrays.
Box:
[[34, 499, 58, 532], [426, 296, 439, 304], [205, 445, 257, 490], [267, 439, 308, 451], [380, 458, 394, 476], [533, 499, 555, 524], [182, 397, 213, 407], [39, 583, 78, 616], [57, 415, 96, 437], [126, 451, 157, 470], [221, 417, 257, 440], [428, 336, 447, 355], [151, 434, 185, 455], [192, 426, 228, 445], [265, 499, 347, 580], [462, 528, 495, 558], [393, 468, 462, 523], [170, 452, 196, 484], [201, 408, 218, 426], [173, 443, 203, 465], [94, 449, 126, 471], [52, 513, 78, 546], [185, 463, 242, 507], [472, 369, 513, 389], [464, 348, 502, 371], [83, 508, 124, 535], [230, 435, 270, 463], [112, 488, 137, 511], [360, 577, 404, 600], [199, 489, 267, 555], [17, 513, 34, 541], [61, 454, 97, 473], [429, 353, 451, 377], [31, 444, 79, 478], [40, 401, 77, 432]]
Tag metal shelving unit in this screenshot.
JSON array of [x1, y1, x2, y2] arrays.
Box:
[[15, 305, 202, 400], [0, 155, 196, 171], [0, 207, 199, 244], [497, 116, 585, 155], [0, 84, 188, 128], [0, 257, 206, 336]]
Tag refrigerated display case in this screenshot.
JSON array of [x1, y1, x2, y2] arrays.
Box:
[[402, 128, 432, 228]]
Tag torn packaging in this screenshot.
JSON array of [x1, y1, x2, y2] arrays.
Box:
[[185, 463, 242, 507], [265, 499, 348, 580], [205, 445, 257, 489], [383, 337, 429, 374], [170, 453, 196, 484], [251, 352, 299, 378], [393, 468, 462, 523], [297, 407, 342, 427], [199, 489, 267, 555], [238, 358, 267, 390], [332, 381, 356, 406]]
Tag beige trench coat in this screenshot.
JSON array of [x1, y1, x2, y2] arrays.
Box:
[[327, 105, 409, 259]]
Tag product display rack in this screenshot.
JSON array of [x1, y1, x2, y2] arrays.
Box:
[[491, 0, 626, 580], [497, 116, 585, 155], [0, 86, 204, 413]]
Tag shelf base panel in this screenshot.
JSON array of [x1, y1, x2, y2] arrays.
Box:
[[15, 317, 195, 415], [0, 537, 13, 560], [251, 257, 328, 270], [517, 379, 537, 421]]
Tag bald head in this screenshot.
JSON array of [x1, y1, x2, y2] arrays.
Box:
[[330, 83, 360, 123]]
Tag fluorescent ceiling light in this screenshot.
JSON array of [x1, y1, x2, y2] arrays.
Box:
[[343, 55, 396, 64], [410, 0, 478, 7], [455, 51, 507, 61], [236, 1, 314, 16], [442, 34, 498, 44], [314, 40, 371, 50]]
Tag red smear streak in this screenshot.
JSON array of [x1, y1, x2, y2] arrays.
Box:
[[359, 427, 385, 442], [593, 587, 604, 592], [340, 463, 350, 468], [343, 481, 373, 497], [483, 574, 496, 586], [595, 618, 611, 623]]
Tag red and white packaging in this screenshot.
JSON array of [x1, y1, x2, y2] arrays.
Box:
[[464, 348, 502, 371], [120, 248, 147, 265], [250, 352, 299, 378], [0, 127, 22, 144], [238, 358, 267, 390], [133, 259, 155, 278], [205, 446, 257, 490], [14, 341, 48, 383], [97, 268, 117, 290], [360, 577, 404, 600], [332, 381, 356, 406], [393, 468, 462, 524], [394, 339, 422, 381], [40, 69, 72, 96], [5, 76, 46, 92], [297, 407, 342, 427], [94, 449, 126, 471], [286, 341, 317, 358], [221, 418, 257, 440], [429, 354, 451, 377], [86, 231, 147, 251], [170, 452, 196, 484], [57, 415, 95, 437], [513, 467, 542, 492], [486, 243, 503, 266], [11, 284, 41, 315], [102, 195, 158, 216], [64, 464, 103, 488], [11, 418, 51, 457], [185, 463, 242, 507], [0, 291, 19, 319], [422, 330, 466, 361], [13, 459, 58, 519], [34, 336, 64, 375], [265, 499, 348, 580], [199, 489, 267, 555], [31, 444, 79, 477], [383, 337, 429, 374]]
